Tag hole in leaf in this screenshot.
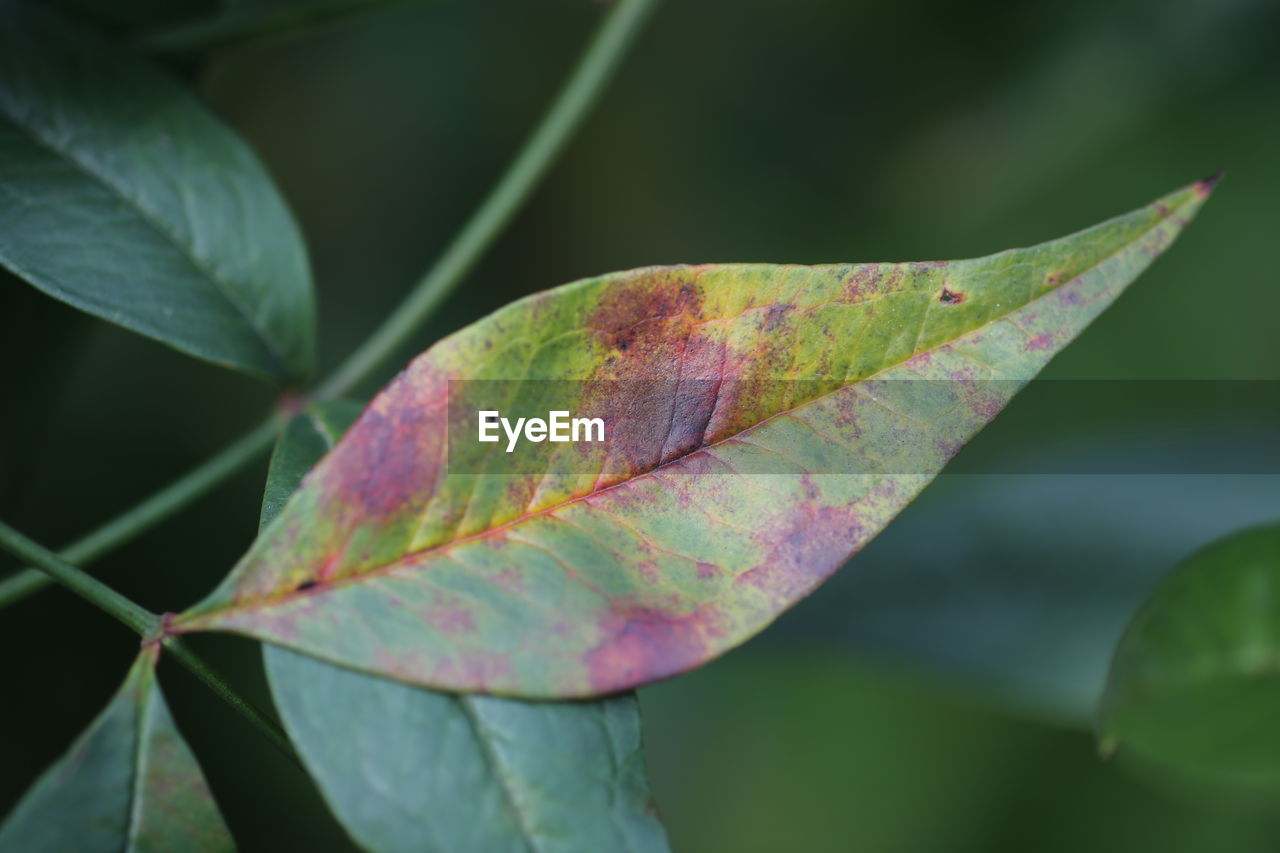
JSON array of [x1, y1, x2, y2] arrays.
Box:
[[939, 288, 965, 304]]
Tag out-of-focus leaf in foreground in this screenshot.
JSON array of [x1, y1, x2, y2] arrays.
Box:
[[0, 4, 315, 382], [177, 178, 1216, 698], [0, 647, 233, 852], [261, 403, 670, 853], [1101, 522, 1280, 797]]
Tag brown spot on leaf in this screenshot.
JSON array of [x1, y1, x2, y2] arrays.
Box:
[[1196, 169, 1224, 197], [585, 601, 726, 692], [322, 372, 443, 517], [762, 303, 793, 332], [1026, 333, 1053, 351], [586, 267, 702, 353], [427, 606, 475, 635], [939, 287, 966, 304]]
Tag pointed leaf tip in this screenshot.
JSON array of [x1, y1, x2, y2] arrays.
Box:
[[0, 651, 233, 851], [1196, 169, 1225, 197]]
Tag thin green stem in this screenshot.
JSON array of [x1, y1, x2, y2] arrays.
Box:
[[0, 417, 280, 609], [0, 520, 158, 636], [164, 637, 300, 766], [316, 0, 662, 399], [0, 520, 298, 766]]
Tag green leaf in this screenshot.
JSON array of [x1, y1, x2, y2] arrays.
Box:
[[175, 178, 1216, 698], [0, 647, 233, 852], [0, 4, 315, 383], [1100, 522, 1280, 796], [267, 650, 668, 853], [260, 402, 670, 853]]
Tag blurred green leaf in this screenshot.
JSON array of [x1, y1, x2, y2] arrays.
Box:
[[1101, 522, 1280, 796], [260, 402, 671, 853], [0, 4, 316, 383], [781, 469, 1280, 725], [0, 647, 233, 852], [642, 649, 1280, 853]]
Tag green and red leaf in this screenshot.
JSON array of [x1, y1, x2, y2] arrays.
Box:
[[176, 179, 1216, 698]]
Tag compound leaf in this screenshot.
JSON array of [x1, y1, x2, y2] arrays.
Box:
[[0, 647, 233, 852], [177, 179, 1215, 698], [0, 4, 315, 382], [261, 402, 670, 853]]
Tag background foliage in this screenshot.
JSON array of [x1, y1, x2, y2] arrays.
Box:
[[2, 0, 1278, 850]]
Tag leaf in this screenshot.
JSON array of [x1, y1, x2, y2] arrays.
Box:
[[1100, 522, 1280, 796], [174, 178, 1217, 698], [0, 4, 315, 382], [0, 646, 233, 852], [260, 402, 670, 853]]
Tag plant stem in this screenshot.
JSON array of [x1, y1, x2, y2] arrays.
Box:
[[0, 520, 158, 636], [0, 417, 280, 609], [164, 637, 299, 765], [316, 0, 662, 400], [0, 520, 298, 766]]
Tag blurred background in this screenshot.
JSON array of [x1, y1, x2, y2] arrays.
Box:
[[2, 0, 1279, 849]]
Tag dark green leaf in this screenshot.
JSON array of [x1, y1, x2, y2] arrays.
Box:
[[1101, 522, 1280, 796], [261, 403, 670, 853], [0, 4, 315, 382], [0, 647, 233, 852]]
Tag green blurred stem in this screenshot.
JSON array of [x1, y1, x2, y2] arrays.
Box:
[[0, 417, 281, 609], [315, 0, 662, 399], [0, 519, 298, 765], [164, 637, 299, 764], [0, 520, 157, 636], [0, 0, 659, 607]]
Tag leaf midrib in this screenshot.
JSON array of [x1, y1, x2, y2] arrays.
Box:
[[457, 697, 541, 853], [124, 665, 150, 853]]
